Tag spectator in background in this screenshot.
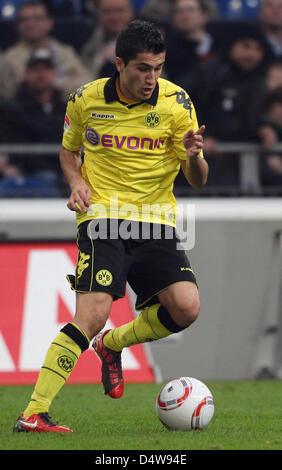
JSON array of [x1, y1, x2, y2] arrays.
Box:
[[264, 58, 282, 90], [0, 153, 22, 183], [164, 0, 217, 84], [81, 0, 134, 79], [179, 23, 274, 189], [0, 0, 92, 101], [0, 51, 4, 99], [257, 87, 282, 191], [140, 0, 219, 25], [44, 0, 88, 17], [0, 48, 66, 196], [259, 0, 282, 56], [252, 58, 282, 116]]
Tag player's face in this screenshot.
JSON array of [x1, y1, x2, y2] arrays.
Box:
[[116, 52, 166, 101]]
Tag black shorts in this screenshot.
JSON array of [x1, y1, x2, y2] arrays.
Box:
[[67, 219, 197, 311]]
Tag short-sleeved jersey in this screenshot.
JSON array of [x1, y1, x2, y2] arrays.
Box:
[[62, 73, 203, 227]]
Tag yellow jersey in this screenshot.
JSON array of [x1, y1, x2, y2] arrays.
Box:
[[62, 72, 203, 227]]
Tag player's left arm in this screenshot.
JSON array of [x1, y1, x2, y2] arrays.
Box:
[[181, 125, 209, 189]]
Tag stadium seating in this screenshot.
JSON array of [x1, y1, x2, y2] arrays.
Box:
[[214, 0, 260, 19]]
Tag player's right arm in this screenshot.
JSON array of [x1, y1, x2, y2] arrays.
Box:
[[59, 147, 91, 214], [60, 86, 92, 214]]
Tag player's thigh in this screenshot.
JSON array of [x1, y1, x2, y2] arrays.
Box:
[[67, 220, 127, 299], [127, 226, 198, 311], [67, 220, 127, 337]]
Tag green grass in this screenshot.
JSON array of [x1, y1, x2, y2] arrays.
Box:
[[1, 381, 282, 451]]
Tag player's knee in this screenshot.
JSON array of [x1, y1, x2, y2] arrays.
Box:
[[89, 296, 111, 332], [175, 296, 200, 328], [75, 292, 112, 339], [92, 312, 108, 335], [161, 296, 200, 330], [159, 285, 200, 329], [185, 297, 200, 325]]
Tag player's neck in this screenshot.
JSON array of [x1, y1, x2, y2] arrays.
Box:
[[116, 78, 137, 104]]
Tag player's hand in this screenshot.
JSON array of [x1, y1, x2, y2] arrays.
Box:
[[67, 180, 92, 214], [183, 125, 205, 158]]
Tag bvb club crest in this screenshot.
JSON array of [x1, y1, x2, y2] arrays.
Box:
[[144, 112, 161, 128]]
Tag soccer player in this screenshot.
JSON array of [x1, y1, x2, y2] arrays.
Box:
[[13, 19, 208, 433]]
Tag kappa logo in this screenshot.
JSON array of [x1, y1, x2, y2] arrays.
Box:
[[175, 91, 193, 119], [96, 269, 113, 286], [57, 355, 74, 372], [180, 267, 194, 272], [145, 111, 161, 128], [91, 112, 115, 119], [77, 252, 90, 279], [165, 90, 193, 119], [68, 83, 92, 103]]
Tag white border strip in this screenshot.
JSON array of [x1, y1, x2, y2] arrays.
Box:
[[0, 198, 281, 222]]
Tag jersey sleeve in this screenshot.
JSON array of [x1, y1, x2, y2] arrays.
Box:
[[171, 90, 204, 161], [62, 93, 83, 151]]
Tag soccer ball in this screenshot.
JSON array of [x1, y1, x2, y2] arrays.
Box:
[[156, 377, 214, 431]]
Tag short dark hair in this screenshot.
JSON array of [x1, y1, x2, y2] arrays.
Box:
[[115, 20, 166, 65], [18, 1, 50, 16]]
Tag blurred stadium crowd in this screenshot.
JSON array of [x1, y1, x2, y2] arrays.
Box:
[[0, 0, 282, 197]]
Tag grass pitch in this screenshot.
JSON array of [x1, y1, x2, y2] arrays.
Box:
[[1, 380, 282, 451]]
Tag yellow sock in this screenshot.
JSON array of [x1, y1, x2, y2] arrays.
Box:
[[23, 323, 89, 417], [103, 304, 173, 352]]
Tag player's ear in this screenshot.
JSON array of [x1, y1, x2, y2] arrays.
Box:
[[116, 57, 125, 73]]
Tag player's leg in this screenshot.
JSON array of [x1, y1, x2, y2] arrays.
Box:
[[101, 281, 199, 353], [95, 284, 198, 400], [93, 226, 199, 389], [14, 219, 125, 432], [23, 291, 112, 416], [14, 291, 112, 433], [75, 290, 126, 399]]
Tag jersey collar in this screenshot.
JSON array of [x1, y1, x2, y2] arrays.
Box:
[[104, 71, 159, 107]]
